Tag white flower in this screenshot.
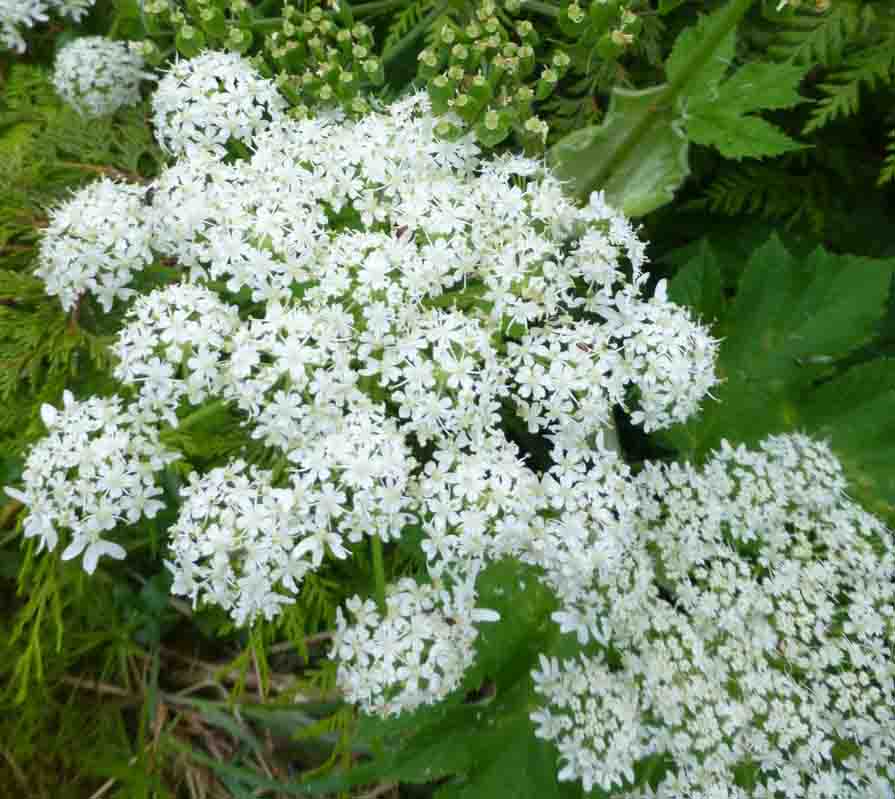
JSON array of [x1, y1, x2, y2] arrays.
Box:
[[37, 178, 153, 312], [333, 570, 498, 716], [4, 391, 178, 572], [1, 0, 94, 52], [531, 433, 895, 798], [151, 51, 286, 157], [0, 0, 48, 52], [113, 283, 241, 424], [53, 36, 150, 117]]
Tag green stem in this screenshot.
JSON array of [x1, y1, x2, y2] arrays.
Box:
[[371, 536, 386, 613], [352, 0, 408, 16], [520, 0, 559, 18], [176, 399, 228, 431], [249, 16, 284, 32], [575, 0, 755, 198]]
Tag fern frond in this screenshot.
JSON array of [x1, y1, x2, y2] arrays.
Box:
[[383, 0, 438, 54], [767, 4, 860, 65], [804, 39, 895, 132], [880, 128, 895, 186], [689, 160, 828, 233]]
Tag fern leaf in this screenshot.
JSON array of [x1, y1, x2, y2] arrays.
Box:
[[880, 129, 895, 186], [768, 4, 860, 65], [383, 0, 437, 55], [691, 161, 827, 233], [804, 40, 895, 132]]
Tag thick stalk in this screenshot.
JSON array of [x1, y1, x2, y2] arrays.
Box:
[[352, 0, 409, 16], [574, 0, 755, 198], [371, 536, 386, 613], [176, 399, 229, 431], [520, 0, 559, 18]]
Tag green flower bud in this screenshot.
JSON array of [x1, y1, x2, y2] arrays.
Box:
[[175, 24, 205, 57]]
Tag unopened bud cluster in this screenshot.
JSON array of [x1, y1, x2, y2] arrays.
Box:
[[267, 5, 382, 116]]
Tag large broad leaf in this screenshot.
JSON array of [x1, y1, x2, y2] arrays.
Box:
[[666, 234, 895, 521], [547, 85, 690, 218]]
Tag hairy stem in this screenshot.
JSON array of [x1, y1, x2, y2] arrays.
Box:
[[352, 0, 409, 16], [371, 535, 386, 613]]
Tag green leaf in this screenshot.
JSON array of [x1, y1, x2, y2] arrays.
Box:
[[658, 0, 687, 14], [703, 61, 808, 114], [666, 239, 725, 326], [547, 0, 758, 213], [685, 111, 806, 160], [547, 85, 690, 217], [669, 18, 807, 163], [666, 234, 895, 521], [665, 7, 736, 101]]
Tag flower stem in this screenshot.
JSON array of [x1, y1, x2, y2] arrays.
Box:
[[371, 535, 386, 613], [520, 0, 559, 18], [351, 0, 408, 16], [177, 399, 228, 431]]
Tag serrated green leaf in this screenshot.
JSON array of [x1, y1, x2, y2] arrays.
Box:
[[685, 110, 806, 160], [666, 234, 895, 521], [705, 62, 808, 114], [666, 239, 725, 326], [665, 7, 736, 101], [547, 85, 690, 217]]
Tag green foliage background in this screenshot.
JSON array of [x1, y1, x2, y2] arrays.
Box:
[[1, 0, 894, 797]]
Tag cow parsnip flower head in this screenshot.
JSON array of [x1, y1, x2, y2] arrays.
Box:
[[25, 71, 724, 721], [532, 433, 895, 798], [333, 571, 499, 716], [152, 50, 287, 157], [37, 178, 154, 312], [140, 86, 718, 448], [53, 36, 150, 117], [166, 459, 350, 627], [3, 392, 178, 574]]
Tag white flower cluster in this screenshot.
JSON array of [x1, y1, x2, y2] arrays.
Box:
[[53, 36, 150, 117], [333, 574, 499, 716], [167, 460, 339, 627], [17, 52, 895, 791], [531, 434, 895, 798], [1, 0, 93, 53], [26, 55, 720, 719], [36, 178, 153, 312], [4, 391, 178, 574], [165, 406, 418, 626], [151, 51, 287, 157], [113, 283, 241, 426]]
